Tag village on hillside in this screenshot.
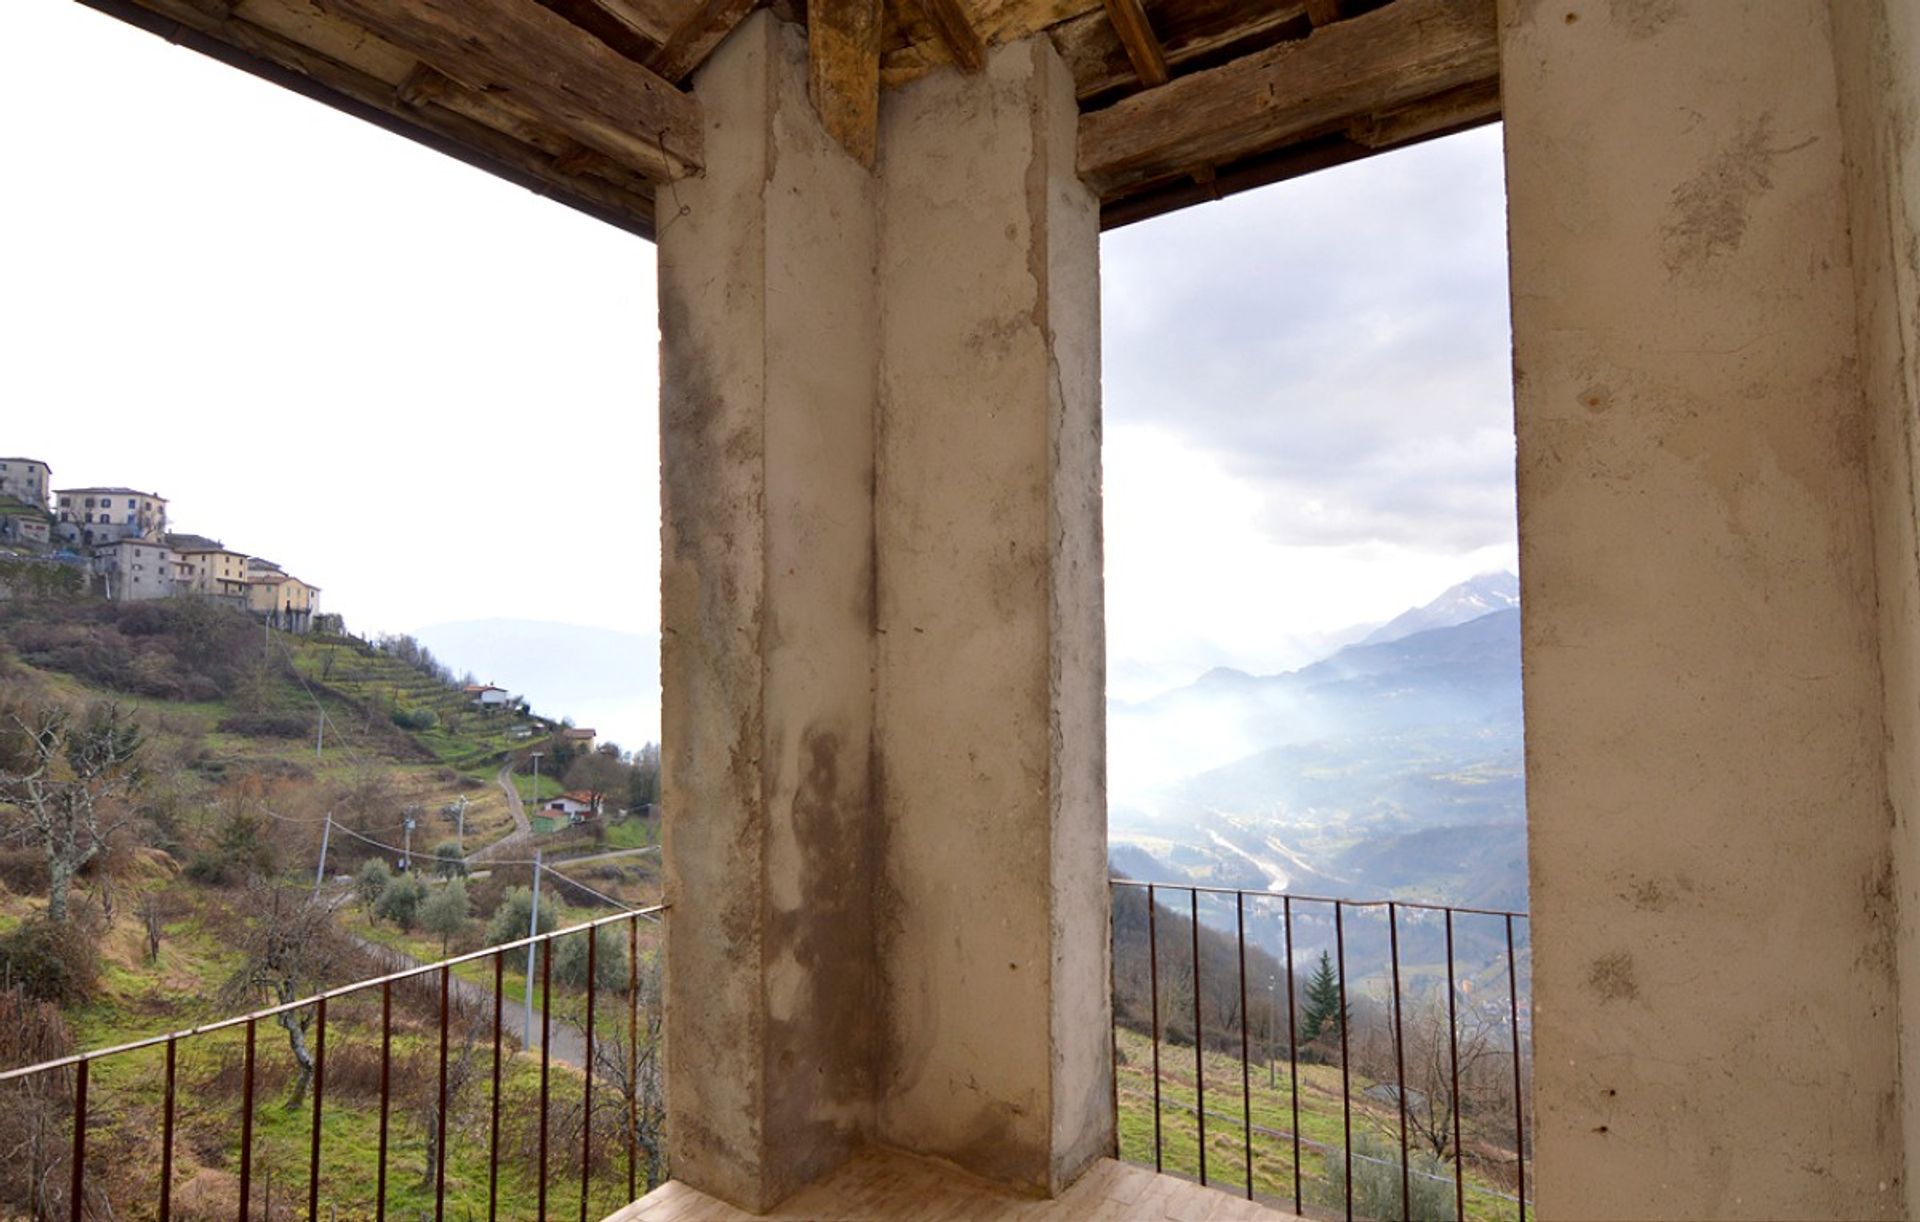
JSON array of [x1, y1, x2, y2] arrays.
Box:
[[0, 453, 328, 631]]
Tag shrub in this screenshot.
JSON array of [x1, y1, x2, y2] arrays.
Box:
[[1317, 1130, 1457, 1221], [354, 859, 392, 908], [420, 880, 471, 954], [429, 840, 468, 879], [375, 874, 430, 930], [391, 708, 439, 732], [486, 886, 558, 947], [553, 923, 630, 990], [0, 918, 100, 1005]]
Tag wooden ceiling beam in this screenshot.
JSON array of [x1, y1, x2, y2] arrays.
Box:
[[648, 0, 763, 83], [1078, 0, 1496, 198], [75, 0, 656, 236], [1303, 0, 1342, 27], [1098, 0, 1166, 87], [810, 0, 884, 166], [313, 0, 703, 180], [918, 0, 987, 73]]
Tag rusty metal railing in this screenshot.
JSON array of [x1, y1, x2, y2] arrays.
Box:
[[1110, 880, 1531, 1221], [0, 903, 664, 1221]]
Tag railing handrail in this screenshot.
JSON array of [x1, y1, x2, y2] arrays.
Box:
[[0, 901, 667, 1083], [1108, 876, 1529, 920]]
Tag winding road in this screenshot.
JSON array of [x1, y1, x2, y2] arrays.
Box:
[[349, 934, 589, 1069]]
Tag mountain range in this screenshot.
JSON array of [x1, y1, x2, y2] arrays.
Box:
[[1108, 573, 1527, 911]]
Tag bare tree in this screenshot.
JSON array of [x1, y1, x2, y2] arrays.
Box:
[[585, 951, 669, 1191], [419, 995, 484, 1191], [222, 885, 349, 1111], [0, 702, 142, 924]]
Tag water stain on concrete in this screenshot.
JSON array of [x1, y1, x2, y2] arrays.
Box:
[[1662, 114, 1785, 274], [1587, 950, 1640, 1002]]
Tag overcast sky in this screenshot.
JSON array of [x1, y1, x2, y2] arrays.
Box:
[[1, 0, 1517, 732]]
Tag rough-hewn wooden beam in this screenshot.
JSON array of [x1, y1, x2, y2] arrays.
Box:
[[918, 0, 986, 73], [394, 62, 455, 108], [314, 0, 703, 179], [648, 0, 761, 83], [810, 0, 883, 166], [1098, 0, 1166, 87], [1078, 0, 1496, 197]]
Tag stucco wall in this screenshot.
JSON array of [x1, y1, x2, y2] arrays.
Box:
[[1830, 1, 1920, 1214], [1500, 0, 1903, 1214]]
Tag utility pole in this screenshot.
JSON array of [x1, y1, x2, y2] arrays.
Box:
[[529, 750, 544, 819], [454, 796, 467, 852], [403, 812, 416, 872], [525, 849, 543, 1048], [315, 708, 325, 761], [313, 815, 332, 898]]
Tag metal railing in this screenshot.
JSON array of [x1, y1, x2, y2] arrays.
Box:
[[1110, 880, 1531, 1221], [0, 903, 665, 1221]]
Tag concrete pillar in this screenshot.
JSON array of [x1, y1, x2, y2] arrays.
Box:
[[658, 13, 880, 1211], [872, 38, 1110, 1194], [1500, 0, 1904, 1215], [659, 13, 1108, 1209]]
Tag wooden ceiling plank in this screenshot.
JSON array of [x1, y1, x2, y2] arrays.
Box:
[[82, 0, 656, 234], [1098, 0, 1166, 87], [313, 0, 703, 179], [1079, 0, 1496, 198], [918, 0, 986, 73], [810, 0, 884, 166], [1050, 1, 1306, 101], [1303, 0, 1342, 26], [648, 0, 763, 84]]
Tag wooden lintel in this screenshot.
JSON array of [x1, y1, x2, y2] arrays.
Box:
[[1099, 0, 1167, 87], [552, 143, 606, 176], [810, 0, 882, 167], [1078, 0, 1497, 197], [1348, 77, 1500, 149], [314, 0, 703, 180], [648, 0, 762, 84], [917, 0, 986, 74], [394, 62, 454, 109]]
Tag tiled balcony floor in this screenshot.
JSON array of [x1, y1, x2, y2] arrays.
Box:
[[603, 1147, 1297, 1220]]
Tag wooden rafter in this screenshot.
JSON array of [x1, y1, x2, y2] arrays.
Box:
[[648, 0, 763, 83], [1078, 0, 1495, 197], [1098, 0, 1166, 87], [314, 0, 703, 179], [393, 62, 455, 109], [810, 0, 883, 166], [1048, 2, 1308, 103], [1303, 0, 1342, 27], [917, 0, 987, 73]]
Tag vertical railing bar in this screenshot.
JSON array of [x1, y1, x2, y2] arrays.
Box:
[[68, 1057, 87, 1222], [1147, 884, 1162, 1175], [376, 980, 391, 1222], [1284, 895, 1301, 1217], [582, 929, 597, 1222], [1191, 887, 1206, 1187], [1237, 891, 1252, 1201], [1109, 881, 1122, 1174], [1446, 910, 1464, 1222], [1336, 901, 1351, 1222], [628, 914, 639, 1202], [1389, 902, 1410, 1222], [240, 1018, 257, 1222], [490, 950, 504, 1222], [161, 1035, 177, 1222], [436, 966, 450, 1220], [1508, 915, 1526, 1222], [309, 996, 327, 1222], [539, 934, 552, 1221]]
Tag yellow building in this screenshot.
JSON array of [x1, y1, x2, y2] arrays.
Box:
[[171, 543, 252, 604], [247, 571, 320, 632]]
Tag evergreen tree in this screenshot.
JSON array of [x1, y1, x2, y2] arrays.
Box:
[[1299, 950, 1345, 1043]]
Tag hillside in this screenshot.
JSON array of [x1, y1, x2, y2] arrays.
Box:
[[0, 596, 667, 1217]]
